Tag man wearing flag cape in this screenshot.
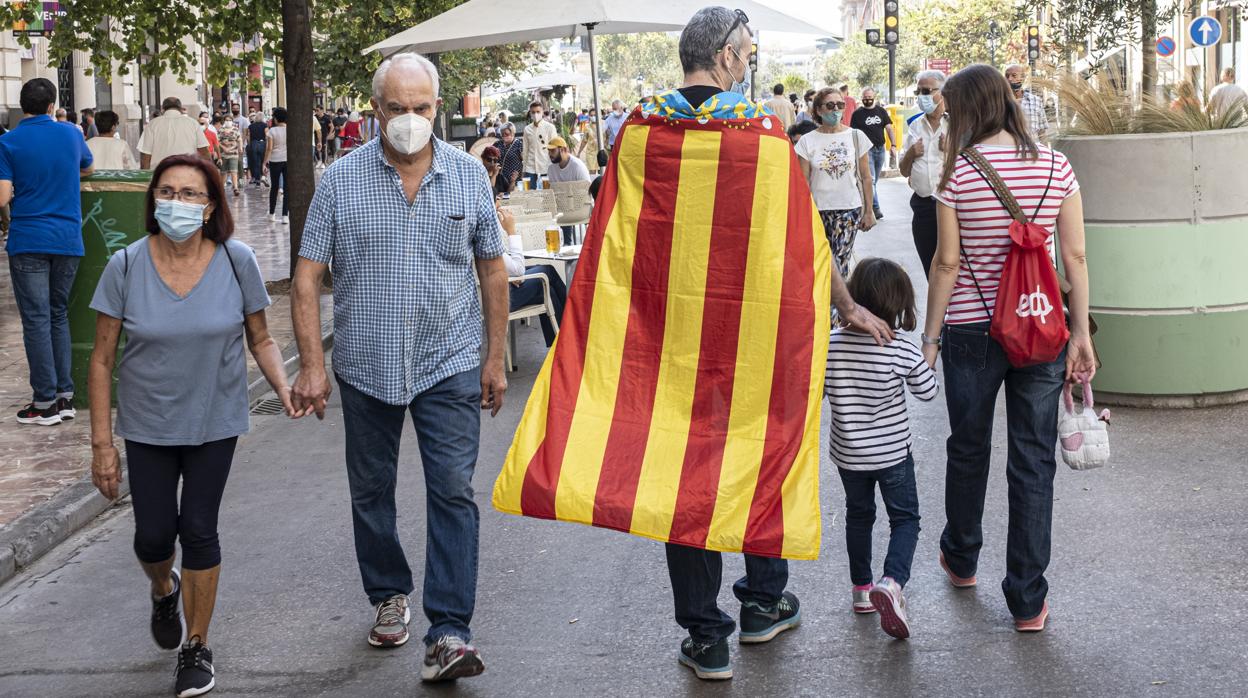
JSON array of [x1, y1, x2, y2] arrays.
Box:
[[493, 6, 893, 680]]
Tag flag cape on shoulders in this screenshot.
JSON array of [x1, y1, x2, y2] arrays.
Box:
[[492, 89, 832, 560]]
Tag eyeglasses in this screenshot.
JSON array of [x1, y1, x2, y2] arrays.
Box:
[[917, 87, 941, 95], [821, 102, 847, 111], [716, 9, 750, 52], [153, 186, 210, 203]]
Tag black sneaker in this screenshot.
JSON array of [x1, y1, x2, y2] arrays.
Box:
[[174, 638, 214, 697], [16, 402, 61, 426], [678, 636, 732, 680], [739, 590, 801, 644], [151, 570, 184, 650], [56, 397, 76, 420], [420, 635, 484, 682]]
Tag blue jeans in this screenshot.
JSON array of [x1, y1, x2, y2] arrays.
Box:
[[838, 453, 920, 588], [940, 322, 1066, 620], [8, 253, 79, 404], [524, 172, 540, 189], [665, 543, 789, 644], [868, 145, 887, 210], [337, 368, 482, 644]]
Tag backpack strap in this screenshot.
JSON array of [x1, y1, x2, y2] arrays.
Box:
[[220, 240, 243, 288], [959, 146, 1056, 225]]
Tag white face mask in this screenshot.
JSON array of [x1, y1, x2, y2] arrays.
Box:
[[384, 113, 433, 155]]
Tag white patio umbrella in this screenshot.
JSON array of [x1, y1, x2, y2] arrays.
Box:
[[506, 71, 592, 92], [365, 0, 838, 146]]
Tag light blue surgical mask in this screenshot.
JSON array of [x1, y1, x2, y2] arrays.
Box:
[[727, 46, 751, 96], [154, 199, 206, 243], [821, 110, 842, 126], [917, 95, 938, 115]]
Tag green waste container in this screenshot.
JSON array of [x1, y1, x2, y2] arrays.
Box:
[[67, 170, 153, 405]]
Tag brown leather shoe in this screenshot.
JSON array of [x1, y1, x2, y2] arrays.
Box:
[[939, 552, 978, 588], [1014, 601, 1049, 632]]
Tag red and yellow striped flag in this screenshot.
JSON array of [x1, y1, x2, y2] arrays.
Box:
[[493, 111, 832, 559]]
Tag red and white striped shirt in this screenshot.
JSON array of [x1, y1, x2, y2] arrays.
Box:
[[934, 144, 1079, 325]]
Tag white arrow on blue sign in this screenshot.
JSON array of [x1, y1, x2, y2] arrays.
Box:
[[1188, 16, 1222, 47]]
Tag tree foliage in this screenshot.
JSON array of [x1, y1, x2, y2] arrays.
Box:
[[906, 0, 1025, 70], [595, 32, 682, 102], [315, 3, 543, 105], [821, 35, 923, 95], [0, 0, 283, 86]]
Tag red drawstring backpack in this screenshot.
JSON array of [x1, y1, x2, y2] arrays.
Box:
[[959, 147, 1069, 367]]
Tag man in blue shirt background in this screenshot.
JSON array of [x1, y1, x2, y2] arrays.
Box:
[[0, 77, 94, 426]]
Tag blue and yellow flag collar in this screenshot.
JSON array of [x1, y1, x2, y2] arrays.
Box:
[[639, 89, 772, 121]]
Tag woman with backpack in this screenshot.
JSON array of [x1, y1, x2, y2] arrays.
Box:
[[919, 64, 1097, 633], [86, 155, 307, 697]]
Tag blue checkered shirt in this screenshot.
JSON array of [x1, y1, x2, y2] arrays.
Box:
[[300, 138, 505, 405]]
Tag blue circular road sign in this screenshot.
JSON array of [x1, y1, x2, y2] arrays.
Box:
[[1157, 36, 1176, 57], [1188, 16, 1222, 47]]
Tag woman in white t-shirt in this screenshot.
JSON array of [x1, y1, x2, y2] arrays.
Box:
[[795, 86, 876, 280], [263, 107, 289, 223], [920, 64, 1097, 634]]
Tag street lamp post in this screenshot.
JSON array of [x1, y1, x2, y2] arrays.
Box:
[[988, 20, 1002, 67]]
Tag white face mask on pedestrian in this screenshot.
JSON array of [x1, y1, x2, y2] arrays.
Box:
[[382, 113, 433, 155]]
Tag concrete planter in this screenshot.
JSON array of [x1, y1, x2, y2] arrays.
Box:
[[1054, 128, 1248, 407]]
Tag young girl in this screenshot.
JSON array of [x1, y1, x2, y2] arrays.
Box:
[[825, 257, 939, 640]]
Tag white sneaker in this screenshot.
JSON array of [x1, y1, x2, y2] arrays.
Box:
[[270, 213, 279, 222], [281, 215, 289, 224], [869, 577, 911, 639]]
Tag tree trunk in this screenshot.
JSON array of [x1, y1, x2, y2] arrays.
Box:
[[282, 0, 315, 280], [1140, 0, 1158, 101]]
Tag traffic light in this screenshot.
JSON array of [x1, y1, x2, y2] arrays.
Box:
[[865, 28, 881, 46], [1027, 25, 1041, 64], [884, 1, 900, 45]]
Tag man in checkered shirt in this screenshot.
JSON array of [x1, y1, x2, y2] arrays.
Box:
[[290, 52, 508, 683], [1005, 64, 1049, 141]]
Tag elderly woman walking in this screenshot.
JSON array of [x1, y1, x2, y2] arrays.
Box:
[[87, 155, 305, 697], [920, 64, 1097, 633]]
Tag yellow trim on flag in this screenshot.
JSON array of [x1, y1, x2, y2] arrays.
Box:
[[552, 125, 651, 524], [627, 129, 722, 540], [703, 136, 792, 552], [779, 203, 833, 559]]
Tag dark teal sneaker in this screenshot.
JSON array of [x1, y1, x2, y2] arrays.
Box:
[[739, 591, 801, 644], [678, 636, 732, 680]]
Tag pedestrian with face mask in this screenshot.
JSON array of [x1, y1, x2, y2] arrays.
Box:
[[603, 99, 628, 149], [849, 88, 895, 220], [87, 154, 301, 697], [900, 70, 948, 277], [795, 86, 876, 281], [1004, 64, 1048, 141], [521, 100, 557, 189], [291, 51, 510, 683]]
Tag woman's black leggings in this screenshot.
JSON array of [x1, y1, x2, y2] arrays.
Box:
[[126, 437, 237, 571], [268, 161, 289, 215]]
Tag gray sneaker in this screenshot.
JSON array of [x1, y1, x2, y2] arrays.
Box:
[[869, 577, 911, 640], [421, 635, 484, 682], [367, 594, 410, 648]]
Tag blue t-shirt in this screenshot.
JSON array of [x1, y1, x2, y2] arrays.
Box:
[[90, 237, 271, 446], [0, 114, 93, 256]]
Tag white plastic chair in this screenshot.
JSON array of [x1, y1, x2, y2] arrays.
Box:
[[552, 180, 593, 244], [504, 272, 561, 372]]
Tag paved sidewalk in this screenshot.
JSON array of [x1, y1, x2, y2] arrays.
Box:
[[0, 181, 327, 531], [1, 179, 1245, 695]]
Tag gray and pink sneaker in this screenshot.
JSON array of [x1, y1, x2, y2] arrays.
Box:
[[869, 577, 911, 640], [853, 584, 876, 614]]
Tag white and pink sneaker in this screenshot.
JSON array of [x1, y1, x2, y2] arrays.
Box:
[[869, 577, 911, 639], [852, 584, 876, 614]]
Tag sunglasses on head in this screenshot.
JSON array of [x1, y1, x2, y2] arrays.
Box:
[[717, 9, 750, 51]]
